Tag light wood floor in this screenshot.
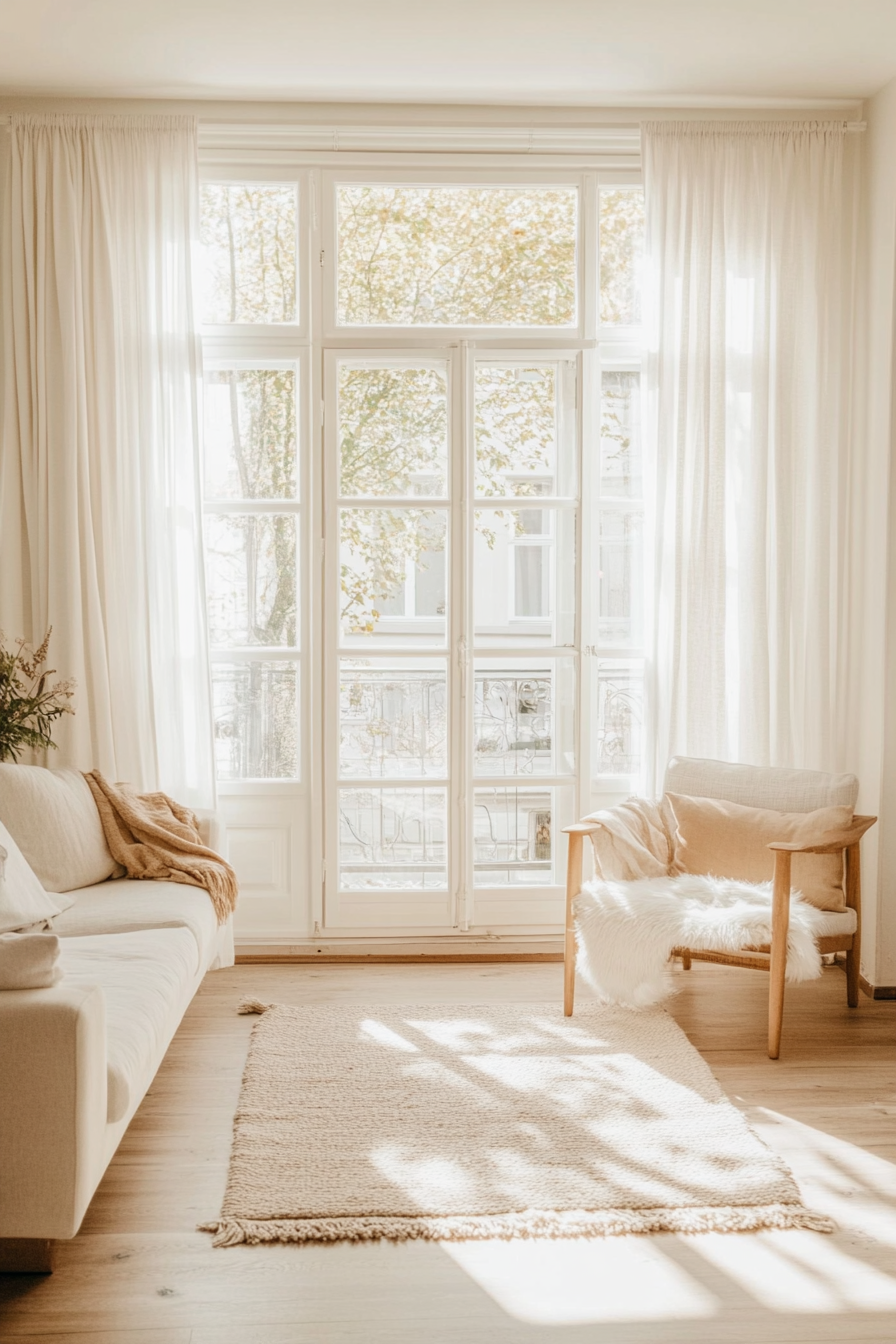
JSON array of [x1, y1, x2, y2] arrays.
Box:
[[1, 960, 894, 1344]]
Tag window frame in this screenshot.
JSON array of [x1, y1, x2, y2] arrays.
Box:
[[197, 152, 643, 941]]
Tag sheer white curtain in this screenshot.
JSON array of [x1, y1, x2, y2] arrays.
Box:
[[0, 114, 214, 806], [641, 121, 856, 793]]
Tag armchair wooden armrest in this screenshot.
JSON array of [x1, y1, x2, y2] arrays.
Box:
[[767, 814, 877, 856]]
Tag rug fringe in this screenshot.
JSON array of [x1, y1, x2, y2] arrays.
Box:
[[198, 1204, 836, 1247], [237, 996, 273, 1015]]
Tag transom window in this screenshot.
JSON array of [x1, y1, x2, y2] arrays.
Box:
[[336, 185, 578, 327]]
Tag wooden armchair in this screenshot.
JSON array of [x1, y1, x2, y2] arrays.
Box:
[[562, 757, 877, 1058]]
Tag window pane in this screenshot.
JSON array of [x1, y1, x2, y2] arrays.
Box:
[[514, 545, 546, 617], [204, 369, 297, 500], [597, 510, 643, 646], [600, 370, 642, 498], [599, 188, 644, 326], [337, 186, 577, 327], [474, 507, 575, 647], [212, 660, 298, 780], [594, 659, 643, 776], [474, 659, 575, 777], [205, 515, 297, 647], [339, 364, 448, 498], [340, 508, 447, 647], [473, 785, 575, 886], [200, 183, 297, 324], [339, 660, 447, 778], [415, 548, 445, 616], [474, 362, 577, 498], [339, 787, 447, 890]]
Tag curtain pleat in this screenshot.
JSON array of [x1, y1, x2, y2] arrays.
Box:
[[0, 114, 214, 807], [642, 120, 856, 792]]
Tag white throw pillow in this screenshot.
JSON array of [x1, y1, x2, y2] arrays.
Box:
[[0, 819, 73, 933], [0, 764, 122, 892]]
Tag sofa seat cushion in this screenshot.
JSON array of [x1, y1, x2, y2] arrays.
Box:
[[0, 765, 123, 892], [57, 929, 199, 1124], [51, 879, 219, 970]]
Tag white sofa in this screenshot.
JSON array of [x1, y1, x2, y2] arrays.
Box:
[[0, 766, 234, 1267]]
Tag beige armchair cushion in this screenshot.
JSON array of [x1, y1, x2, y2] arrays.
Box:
[[663, 757, 858, 813], [667, 793, 853, 912], [0, 765, 123, 893]]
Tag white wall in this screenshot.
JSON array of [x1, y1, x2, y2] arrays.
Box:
[[851, 77, 896, 988]]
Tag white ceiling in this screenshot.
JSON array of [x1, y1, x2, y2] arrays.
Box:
[[0, 0, 894, 106]]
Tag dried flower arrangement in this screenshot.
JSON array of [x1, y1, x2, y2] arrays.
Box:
[[0, 628, 75, 763]]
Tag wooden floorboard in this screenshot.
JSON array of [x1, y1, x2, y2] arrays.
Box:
[[1, 960, 894, 1343]]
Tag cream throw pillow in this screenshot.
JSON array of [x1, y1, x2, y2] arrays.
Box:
[[666, 793, 853, 912], [0, 764, 122, 892]]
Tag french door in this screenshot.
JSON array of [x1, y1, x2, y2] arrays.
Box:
[[322, 347, 582, 931]]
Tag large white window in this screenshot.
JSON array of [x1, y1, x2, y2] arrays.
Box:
[[198, 154, 643, 940]]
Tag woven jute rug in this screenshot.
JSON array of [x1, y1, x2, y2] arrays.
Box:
[[200, 999, 833, 1246]]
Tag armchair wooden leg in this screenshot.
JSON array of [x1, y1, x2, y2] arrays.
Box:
[[564, 831, 583, 1017], [845, 841, 861, 1009], [768, 850, 792, 1059], [845, 947, 860, 1009], [680, 949, 692, 970]]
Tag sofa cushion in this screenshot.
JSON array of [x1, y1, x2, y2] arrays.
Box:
[[667, 793, 853, 912], [0, 818, 73, 933], [0, 765, 123, 893], [57, 928, 200, 1123], [51, 879, 220, 971]]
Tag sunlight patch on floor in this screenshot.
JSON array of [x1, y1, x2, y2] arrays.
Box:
[[749, 1107, 896, 1249], [689, 1230, 896, 1312], [437, 1112, 896, 1327], [440, 1237, 720, 1325]]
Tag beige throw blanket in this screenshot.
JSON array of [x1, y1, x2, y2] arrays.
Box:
[[84, 772, 238, 924]]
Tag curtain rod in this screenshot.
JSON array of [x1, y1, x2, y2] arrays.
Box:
[[0, 115, 867, 128]]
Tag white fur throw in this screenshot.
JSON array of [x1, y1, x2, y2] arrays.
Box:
[[575, 874, 827, 1008]]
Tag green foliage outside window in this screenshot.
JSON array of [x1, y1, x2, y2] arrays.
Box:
[[337, 186, 577, 327]]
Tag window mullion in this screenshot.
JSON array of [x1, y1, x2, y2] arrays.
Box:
[[453, 343, 474, 930]]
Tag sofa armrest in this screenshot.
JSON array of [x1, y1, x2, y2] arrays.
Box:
[[0, 984, 107, 1240], [194, 809, 227, 860]]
